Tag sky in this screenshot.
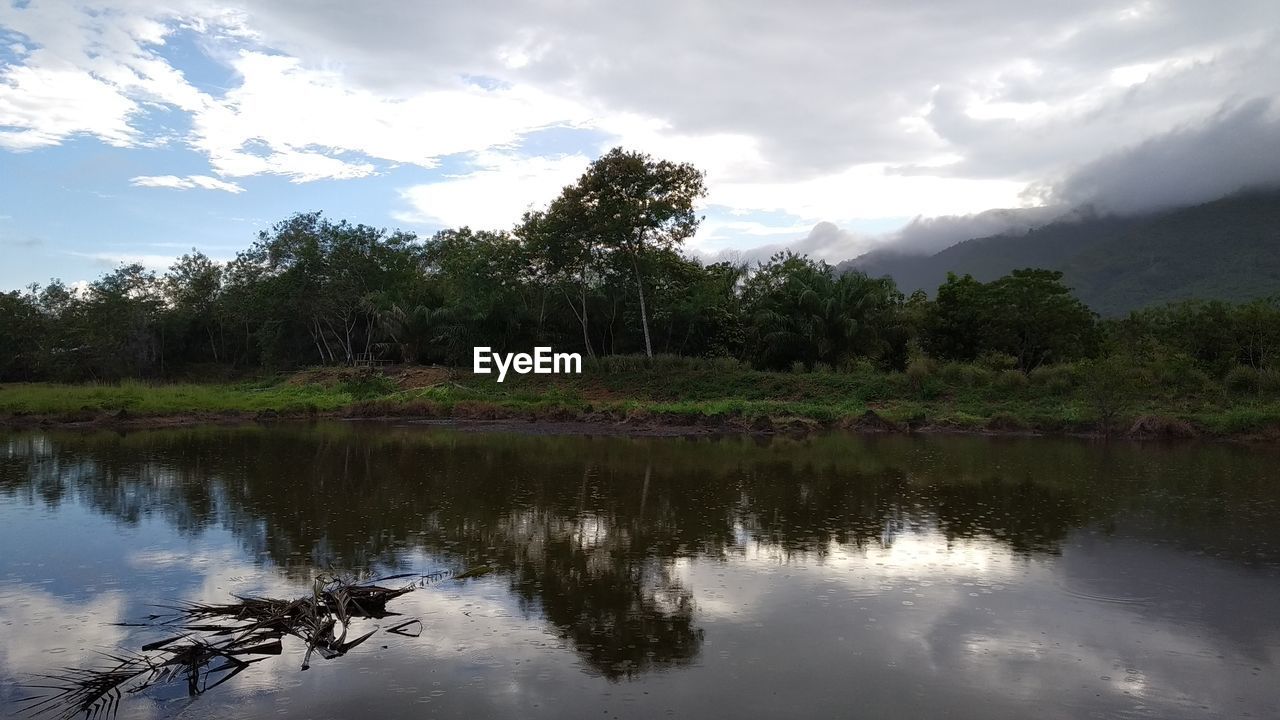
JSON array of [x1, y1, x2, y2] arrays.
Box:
[[2, 0, 1279, 290]]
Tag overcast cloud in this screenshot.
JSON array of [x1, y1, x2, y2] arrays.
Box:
[[1, 0, 1279, 282]]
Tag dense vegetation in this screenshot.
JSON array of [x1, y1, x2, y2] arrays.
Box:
[[845, 189, 1280, 315], [1, 148, 1279, 437]]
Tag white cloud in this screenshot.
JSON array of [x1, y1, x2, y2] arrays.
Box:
[[188, 50, 589, 182], [396, 152, 590, 229], [1, 0, 1279, 261], [710, 163, 1028, 226], [66, 249, 182, 270], [130, 174, 245, 193], [699, 221, 871, 265], [0, 63, 139, 150]]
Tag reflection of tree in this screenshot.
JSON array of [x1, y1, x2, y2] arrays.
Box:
[[5, 426, 1279, 677], [932, 477, 1084, 554], [506, 526, 702, 679]]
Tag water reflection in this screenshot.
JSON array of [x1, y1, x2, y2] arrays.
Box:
[[1, 425, 1278, 719]]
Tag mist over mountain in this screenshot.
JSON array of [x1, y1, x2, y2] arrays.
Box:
[[823, 100, 1280, 315], [837, 189, 1280, 315]]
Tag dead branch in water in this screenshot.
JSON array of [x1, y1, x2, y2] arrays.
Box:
[[19, 571, 452, 720]]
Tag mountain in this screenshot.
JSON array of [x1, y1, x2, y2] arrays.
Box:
[[837, 189, 1280, 315]]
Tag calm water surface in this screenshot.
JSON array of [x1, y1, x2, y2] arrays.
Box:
[[1, 424, 1278, 719]]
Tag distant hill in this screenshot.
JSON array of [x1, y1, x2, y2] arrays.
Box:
[[837, 189, 1280, 315]]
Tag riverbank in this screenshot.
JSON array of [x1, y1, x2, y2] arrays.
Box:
[[2, 362, 1279, 440]]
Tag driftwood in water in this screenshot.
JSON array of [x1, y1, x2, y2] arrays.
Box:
[[19, 571, 449, 720]]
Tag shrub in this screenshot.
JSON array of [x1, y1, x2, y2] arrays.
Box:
[[977, 352, 1018, 372], [993, 369, 1029, 391], [1081, 356, 1138, 437], [651, 353, 697, 371], [1259, 368, 1280, 394], [708, 356, 743, 373], [338, 371, 398, 400], [1144, 352, 1209, 395], [1224, 365, 1260, 393], [905, 357, 934, 390], [838, 357, 879, 375], [596, 354, 649, 373], [940, 362, 995, 388], [1029, 364, 1079, 395]]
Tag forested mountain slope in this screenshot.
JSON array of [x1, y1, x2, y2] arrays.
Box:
[[839, 190, 1280, 315]]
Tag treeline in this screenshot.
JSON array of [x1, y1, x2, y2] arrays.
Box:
[[1, 148, 1278, 385]]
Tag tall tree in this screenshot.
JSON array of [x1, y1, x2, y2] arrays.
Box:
[[536, 147, 706, 358], [164, 250, 225, 364]]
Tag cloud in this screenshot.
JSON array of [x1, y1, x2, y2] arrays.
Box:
[[1038, 97, 1280, 214], [0, 584, 129, 678], [2, 0, 1280, 268], [882, 205, 1064, 256], [703, 221, 871, 266], [189, 51, 590, 182], [0, 63, 139, 150], [218, 0, 1280, 181], [130, 174, 245, 193], [709, 163, 1027, 227], [66, 250, 181, 270], [395, 152, 590, 229]]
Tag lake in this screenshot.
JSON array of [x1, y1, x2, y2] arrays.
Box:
[[1, 423, 1277, 719]]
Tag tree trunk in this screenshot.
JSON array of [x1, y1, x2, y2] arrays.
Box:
[[206, 325, 219, 363], [580, 286, 595, 359], [560, 284, 595, 360], [631, 253, 653, 358]]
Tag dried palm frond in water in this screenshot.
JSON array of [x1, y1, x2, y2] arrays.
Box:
[[19, 570, 454, 720]]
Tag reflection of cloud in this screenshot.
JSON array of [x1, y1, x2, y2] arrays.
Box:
[[0, 583, 128, 678], [668, 528, 1280, 719], [678, 530, 1024, 621]]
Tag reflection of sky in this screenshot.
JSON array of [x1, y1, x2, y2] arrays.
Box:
[[2, 436, 1278, 719], [87, 528, 1268, 720]]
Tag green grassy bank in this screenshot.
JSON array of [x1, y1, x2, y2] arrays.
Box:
[[2, 357, 1279, 439]]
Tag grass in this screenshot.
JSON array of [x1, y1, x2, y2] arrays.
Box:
[[0, 379, 352, 415], [3, 359, 1279, 438]]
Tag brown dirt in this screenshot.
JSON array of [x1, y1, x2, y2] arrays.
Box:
[[840, 409, 901, 433], [1127, 414, 1199, 439], [391, 366, 453, 389]]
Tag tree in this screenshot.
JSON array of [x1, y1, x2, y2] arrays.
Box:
[[534, 147, 706, 358], [231, 212, 424, 366], [0, 288, 43, 381], [743, 253, 906, 370], [925, 269, 1097, 370], [925, 273, 989, 362], [986, 269, 1098, 370], [164, 250, 225, 364], [656, 259, 746, 358], [79, 264, 164, 378], [518, 206, 601, 359], [422, 227, 539, 363]]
